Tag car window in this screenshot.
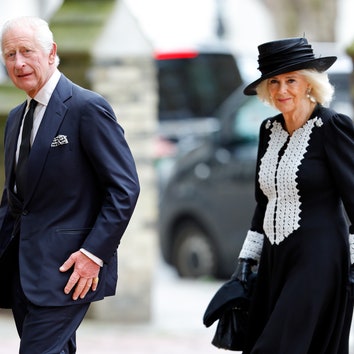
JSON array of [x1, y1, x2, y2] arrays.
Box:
[[156, 53, 242, 121], [233, 97, 278, 142], [329, 73, 353, 118]]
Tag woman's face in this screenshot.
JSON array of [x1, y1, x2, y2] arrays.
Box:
[[267, 71, 310, 115]]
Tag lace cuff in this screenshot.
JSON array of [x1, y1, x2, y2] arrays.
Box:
[[349, 234, 354, 264], [239, 230, 264, 261]]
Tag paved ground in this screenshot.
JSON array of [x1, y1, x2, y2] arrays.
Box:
[[1, 263, 354, 354]]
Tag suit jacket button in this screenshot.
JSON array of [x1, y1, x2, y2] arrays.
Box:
[[22, 210, 28, 216]]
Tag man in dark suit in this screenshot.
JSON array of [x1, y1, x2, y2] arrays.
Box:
[[0, 16, 140, 353]]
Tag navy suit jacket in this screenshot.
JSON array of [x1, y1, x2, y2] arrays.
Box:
[[0, 74, 140, 308]]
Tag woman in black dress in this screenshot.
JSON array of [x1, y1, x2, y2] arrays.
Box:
[[235, 38, 354, 353]]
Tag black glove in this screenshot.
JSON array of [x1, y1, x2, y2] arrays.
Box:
[[231, 258, 257, 288]]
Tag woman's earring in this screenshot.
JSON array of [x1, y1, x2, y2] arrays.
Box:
[[306, 88, 316, 103]]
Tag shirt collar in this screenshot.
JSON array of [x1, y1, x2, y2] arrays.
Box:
[[28, 69, 61, 107]]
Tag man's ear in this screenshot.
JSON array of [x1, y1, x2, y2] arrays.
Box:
[[49, 42, 57, 64]]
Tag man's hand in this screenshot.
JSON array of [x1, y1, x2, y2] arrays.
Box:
[[59, 251, 100, 300]]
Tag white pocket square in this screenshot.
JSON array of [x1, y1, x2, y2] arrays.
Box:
[[51, 135, 69, 147]]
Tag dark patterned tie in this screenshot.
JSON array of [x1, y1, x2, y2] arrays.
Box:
[[16, 99, 38, 200]]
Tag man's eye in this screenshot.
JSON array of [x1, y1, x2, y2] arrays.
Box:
[[5, 53, 16, 61]]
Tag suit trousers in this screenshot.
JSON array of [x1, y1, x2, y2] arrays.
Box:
[[11, 263, 90, 354]]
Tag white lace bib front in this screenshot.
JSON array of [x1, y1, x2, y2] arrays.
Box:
[[259, 118, 321, 245]]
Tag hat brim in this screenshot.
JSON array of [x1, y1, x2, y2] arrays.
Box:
[[243, 56, 337, 96]]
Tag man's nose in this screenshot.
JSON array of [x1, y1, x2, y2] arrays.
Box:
[[13, 53, 26, 68]]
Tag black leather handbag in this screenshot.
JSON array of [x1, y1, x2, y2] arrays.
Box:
[[211, 306, 248, 350], [203, 274, 256, 351]]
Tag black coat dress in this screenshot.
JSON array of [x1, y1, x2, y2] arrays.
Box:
[[242, 105, 354, 354]]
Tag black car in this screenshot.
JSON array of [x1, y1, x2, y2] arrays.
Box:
[[158, 65, 353, 279]]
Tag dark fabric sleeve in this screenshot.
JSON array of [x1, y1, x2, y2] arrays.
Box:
[[323, 112, 354, 234], [78, 94, 140, 262]]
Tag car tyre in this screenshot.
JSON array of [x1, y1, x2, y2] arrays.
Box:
[[172, 221, 217, 278]]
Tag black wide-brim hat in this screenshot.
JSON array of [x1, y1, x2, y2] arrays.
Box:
[[243, 37, 337, 96]]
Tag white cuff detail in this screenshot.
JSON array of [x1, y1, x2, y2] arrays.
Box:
[[349, 234, 354, 264], [239, 230, 264, 261], [80, 248, 104, 267]]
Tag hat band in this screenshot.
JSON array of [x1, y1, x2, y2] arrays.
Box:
[[257, 40, 316, 75], [258, 51, 315, 75]]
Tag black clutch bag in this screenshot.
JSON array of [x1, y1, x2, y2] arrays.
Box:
[[211, 307, 248, 351], [203, 274, 256, 351]]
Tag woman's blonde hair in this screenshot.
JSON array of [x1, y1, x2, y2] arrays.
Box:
[[255, 69, 334, 107]]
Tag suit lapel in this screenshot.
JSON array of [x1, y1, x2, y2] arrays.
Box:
[[25, 76, 72, 204]]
